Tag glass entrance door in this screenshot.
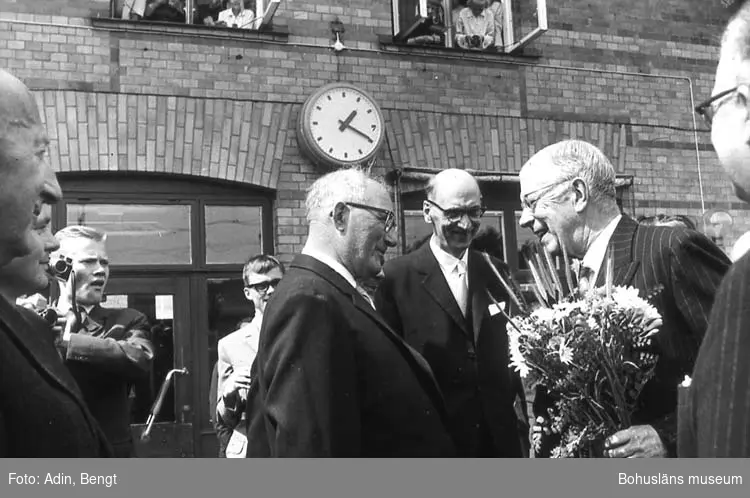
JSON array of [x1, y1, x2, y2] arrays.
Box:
[[104, 277, 193, 457]]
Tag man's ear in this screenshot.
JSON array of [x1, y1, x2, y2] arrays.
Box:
[[571, 178, 588, 213], [243, 287, 252, 301], [331, 202, 350, 232], [736, 86, 750, 145], [423, 200, 431, 223]]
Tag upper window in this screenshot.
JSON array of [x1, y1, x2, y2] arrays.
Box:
[[391, 0, 547, 53], [114, 0, 280, 30], [205, 205, 263, 264], [67, 203, 193, 265]]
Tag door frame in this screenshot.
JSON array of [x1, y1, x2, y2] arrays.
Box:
[[105, 276, 194, 457]]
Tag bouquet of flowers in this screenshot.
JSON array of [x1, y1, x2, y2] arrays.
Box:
[[482, 242, 663, 458]]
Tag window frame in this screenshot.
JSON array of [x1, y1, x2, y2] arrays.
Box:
[[111, 0, 281, 31], [390, 0, 548, 53], [53, 174, 274, 275]]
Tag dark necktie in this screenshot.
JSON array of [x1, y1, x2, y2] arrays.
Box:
[[578, 266, 595, 292], [356, 285, 376, 310]]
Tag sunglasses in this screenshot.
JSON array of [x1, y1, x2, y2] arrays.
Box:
[[344, 202, 397, 233], [425, 199, 486, 222], [248, 278, 282, 293]]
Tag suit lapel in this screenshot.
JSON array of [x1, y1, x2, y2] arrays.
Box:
[[469, 251, 490, 345], [293, 255, 448, 415], [0, 298, 85, 402], [597, 215, 641, 287], [416, 244, 471, 338]]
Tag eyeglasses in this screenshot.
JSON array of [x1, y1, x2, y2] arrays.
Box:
[[248, 278, 282, 293], [345, 202, 396, 233], [522, 179, 573, 211], [425, 199, 486, 221], [695, 86, 741, 128]]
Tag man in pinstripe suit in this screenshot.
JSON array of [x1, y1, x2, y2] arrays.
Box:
[[519, 139, 730, 458], [679, 0, 750, 457]]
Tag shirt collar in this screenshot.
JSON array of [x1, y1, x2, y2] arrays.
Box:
[[242, 312, 262, 337], [582, 214, 622, 278], [301, 246, 358, 290], [429, 235, 468, 274]]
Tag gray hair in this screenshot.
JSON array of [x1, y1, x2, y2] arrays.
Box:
[[55, 225, 107, 244], [305, 168, 388, 223], [535, 139, 616, 205], [723, 0, 750, 61]]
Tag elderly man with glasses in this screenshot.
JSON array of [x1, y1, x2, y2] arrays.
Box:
[[245, 168, 455, 457], [519, 139, 729, 458], [375, 168, 530, 458], [679, 0, 750, 458]]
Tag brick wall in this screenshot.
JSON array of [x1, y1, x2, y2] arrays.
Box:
[[0, 0, 744, 258]]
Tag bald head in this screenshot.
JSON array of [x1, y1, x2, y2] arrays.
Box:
[[426, 168, 481, 202], [0, 69, 61, 267], [0, 70, 43, 138], [424, 169, 483, 258]]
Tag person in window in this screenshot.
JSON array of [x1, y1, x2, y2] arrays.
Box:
[[216, 0, 255, 29], [121, 0, 147, 20], [196, 0, 225, 26], [406, 0, 447, 46], [455, 0, 495, 51], [143, 0, 186, 23], [486, 0, 504, 51], [51, 225, 155, 458]]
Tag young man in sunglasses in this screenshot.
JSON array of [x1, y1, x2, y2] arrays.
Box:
[[216, 254, 284, 457], [375, 168, 529, 458]]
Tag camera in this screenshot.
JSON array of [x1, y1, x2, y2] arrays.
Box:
[[469, 35, 482, 48], [51, 255, 74, 281]]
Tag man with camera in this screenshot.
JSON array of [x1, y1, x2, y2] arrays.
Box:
[[51, 225, 155, 457]]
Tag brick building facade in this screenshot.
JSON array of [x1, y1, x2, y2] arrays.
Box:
[[0, 0, 741, 456]]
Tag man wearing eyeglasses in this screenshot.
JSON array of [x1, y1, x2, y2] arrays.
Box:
[[519, 139, 729, 458], [245, 168, 455, 457], [216, 254, 284, 457], [679, 0, 750, 458], [375, 168, 529, 458]]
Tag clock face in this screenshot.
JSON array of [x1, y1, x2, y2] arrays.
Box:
[[306, 86, 384, 164]]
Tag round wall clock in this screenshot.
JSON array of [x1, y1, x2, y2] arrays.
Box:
[[297, 82, 386, 169]]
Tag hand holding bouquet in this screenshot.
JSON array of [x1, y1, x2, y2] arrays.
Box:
[[487, 242, 663, 458]]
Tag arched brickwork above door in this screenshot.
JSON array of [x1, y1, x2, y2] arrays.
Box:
[[34, 90, 292, 190]]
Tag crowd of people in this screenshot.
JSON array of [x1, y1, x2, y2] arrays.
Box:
[[120, 0, 258, 29], [3, 0, 750, 459]]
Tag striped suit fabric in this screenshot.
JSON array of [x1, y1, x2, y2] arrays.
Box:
[[599, 216, 730, 456], [534, 215, 730, 457], [678, 251, 750, 457]]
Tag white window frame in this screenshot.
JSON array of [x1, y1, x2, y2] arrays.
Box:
[[392, 0, 548, 53], [504, 0, 548, 53]]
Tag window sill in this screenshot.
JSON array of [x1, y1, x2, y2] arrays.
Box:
[[376, 34, 541, 60], [90, 17, 289, 43]]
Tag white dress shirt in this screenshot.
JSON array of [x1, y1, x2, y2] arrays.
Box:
[[301, 246, 376, 309], [218, 7, 255, 29], [581, 214, 622, 286], [429, 235, 469, 316]]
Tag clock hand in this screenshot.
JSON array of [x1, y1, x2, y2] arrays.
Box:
[[338, 121, 374, 143], [338, 110, 357, 132]]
